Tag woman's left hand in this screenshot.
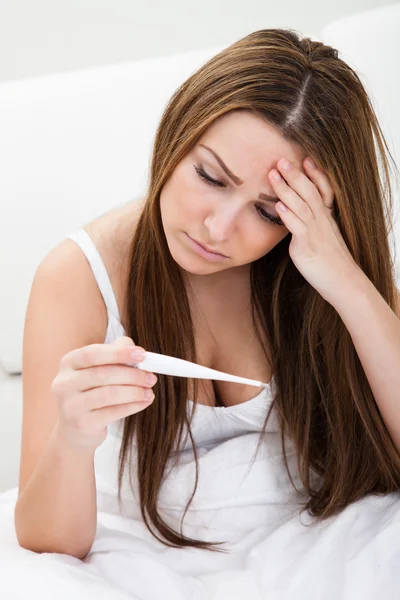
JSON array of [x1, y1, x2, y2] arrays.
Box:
[[269, 156, 363, 306]]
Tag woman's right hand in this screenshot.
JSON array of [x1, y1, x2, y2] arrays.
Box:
[[51, 336, 157, 450]]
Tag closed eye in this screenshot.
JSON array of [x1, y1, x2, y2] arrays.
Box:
[[193, 165, 285, 227]]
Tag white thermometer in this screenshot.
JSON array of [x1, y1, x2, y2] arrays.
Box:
[[132, 351, 268, 388]]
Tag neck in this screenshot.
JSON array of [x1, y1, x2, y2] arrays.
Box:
[[185, 264, 251, 295], [185, 265, 253, 322]]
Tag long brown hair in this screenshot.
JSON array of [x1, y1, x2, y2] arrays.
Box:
[[117, 28, 400, 552]]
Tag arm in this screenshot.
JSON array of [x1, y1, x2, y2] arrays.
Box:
[[15, 424, 97, 559], [14, 242, 105, 559], [331, 272, 400, 453], [266, 154, 400, 452]]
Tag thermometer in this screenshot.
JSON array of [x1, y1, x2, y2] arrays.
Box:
[[132, 351, 268, 388]]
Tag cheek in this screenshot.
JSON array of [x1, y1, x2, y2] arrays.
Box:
[[160, 170, 185, 212], [177, 171, 211, 216], [160, 168, 203, 226], [247, 228, 289, 259]]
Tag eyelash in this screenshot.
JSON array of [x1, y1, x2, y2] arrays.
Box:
[[193, 165, 285, 226]]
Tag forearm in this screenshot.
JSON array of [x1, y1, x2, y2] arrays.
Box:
[[332, 272, 400, 452], [14, 421, 97, 560]]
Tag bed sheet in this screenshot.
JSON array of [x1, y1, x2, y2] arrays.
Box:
[[1, 431, 399, 599]]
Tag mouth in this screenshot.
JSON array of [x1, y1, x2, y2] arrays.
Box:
[[185, 233, 229, 260], [194, 238, 227, 257]]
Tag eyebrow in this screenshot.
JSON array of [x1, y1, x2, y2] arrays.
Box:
[[198, 143, 280, 204]]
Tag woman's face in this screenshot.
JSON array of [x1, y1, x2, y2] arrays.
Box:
[[160, 110, 307, 285]]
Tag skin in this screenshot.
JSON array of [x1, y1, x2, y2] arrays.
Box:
[[159, 110, 308, 304]]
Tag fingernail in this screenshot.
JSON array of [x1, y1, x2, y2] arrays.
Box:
[[146, 374, 157, 385], [306, 158, 316, 169], [131, 349, 145, 361]]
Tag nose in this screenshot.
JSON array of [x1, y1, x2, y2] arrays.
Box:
[[204, 204, 240, 242]]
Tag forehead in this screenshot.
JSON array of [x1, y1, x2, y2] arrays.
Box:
[[198, 111, 307, 168]]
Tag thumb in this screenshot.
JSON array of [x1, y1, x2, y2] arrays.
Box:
[[111, 336, 136, 347]]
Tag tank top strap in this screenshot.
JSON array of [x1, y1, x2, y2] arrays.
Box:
[[67, 228, 121, 322]]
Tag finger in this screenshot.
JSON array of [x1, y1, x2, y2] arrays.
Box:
[[275, 200, 307, 236], [303, 158, 335, 209], [112, 336, 136, 347], [85, 384, 155, 411], [64, 339, 146, 371], [269, 169, 312, 222], [75, 363, 157, 393]]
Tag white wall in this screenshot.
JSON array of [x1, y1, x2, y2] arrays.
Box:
[[0, 0, 395, 83]]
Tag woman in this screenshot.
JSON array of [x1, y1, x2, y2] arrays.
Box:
[[3, 27, 400, 599], [109, 30, 400, 546]]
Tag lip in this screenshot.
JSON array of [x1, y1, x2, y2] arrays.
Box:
[[185, 233, 229, 261]]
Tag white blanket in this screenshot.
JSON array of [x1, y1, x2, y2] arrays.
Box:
[[1, 430, 400, 599]]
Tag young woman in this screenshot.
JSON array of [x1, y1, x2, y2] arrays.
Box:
[[4, 27, 400, 598]]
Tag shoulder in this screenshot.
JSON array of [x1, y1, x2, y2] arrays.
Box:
[[79, 197, 146, 329], [81, 198, 144, 271], [39, 197, 145, 340], [35, 236, 109, 344]]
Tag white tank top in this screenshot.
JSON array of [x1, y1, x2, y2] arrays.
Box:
[[67, 228, 279, 454]]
